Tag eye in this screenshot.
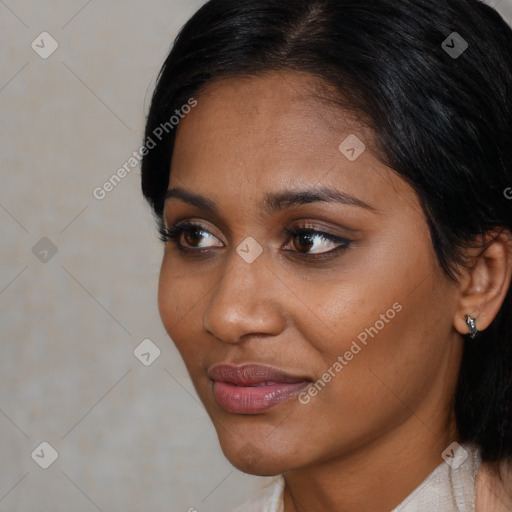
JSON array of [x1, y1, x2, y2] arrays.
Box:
[[160, 221, 353, 258], [159, 222, 223, 251], [283, 226, 353, 257]]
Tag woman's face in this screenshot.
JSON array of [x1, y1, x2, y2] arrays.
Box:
[[158, 71, 463, 475]]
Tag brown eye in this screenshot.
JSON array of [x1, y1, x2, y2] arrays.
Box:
[[293, 232, 315, 253], [183, 226, 207, 247], [284, 227, 352, 256], [160, 222, 224, 251]]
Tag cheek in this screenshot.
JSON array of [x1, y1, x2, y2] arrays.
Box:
[[295, 228, 454, 394], [157, 259, 208, 358], [157, 262, 181, 332], [291, 230, 426, 357], [304, 301, 452, 455]]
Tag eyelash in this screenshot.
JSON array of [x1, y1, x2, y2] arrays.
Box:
[[159, 221, 354, 260]]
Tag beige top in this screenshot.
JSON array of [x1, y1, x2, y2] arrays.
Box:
[[233, 443, 512, 512]]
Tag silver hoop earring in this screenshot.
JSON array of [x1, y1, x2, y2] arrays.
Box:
[[465, 315, 478, 339]]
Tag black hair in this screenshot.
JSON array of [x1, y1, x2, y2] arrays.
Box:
[[141, 0, 512, 468]]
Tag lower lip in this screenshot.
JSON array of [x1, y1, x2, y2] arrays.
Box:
[[212, 380, 310, 414]]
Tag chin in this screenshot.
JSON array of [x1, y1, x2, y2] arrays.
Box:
[[216, 434, 299, 476], [226, 450, 289, 476]]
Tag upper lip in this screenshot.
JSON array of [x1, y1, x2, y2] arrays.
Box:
[[207, 364, 311, 387]]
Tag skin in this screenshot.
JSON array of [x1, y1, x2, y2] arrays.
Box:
[[157, 71, 512, 512]]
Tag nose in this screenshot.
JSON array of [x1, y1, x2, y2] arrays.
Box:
[[202, 248, 287, 344]]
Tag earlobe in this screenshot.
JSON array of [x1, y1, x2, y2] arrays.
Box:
[[453, 229, 512, 338]]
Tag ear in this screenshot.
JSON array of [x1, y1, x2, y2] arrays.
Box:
[[454, 229, 512, 337]]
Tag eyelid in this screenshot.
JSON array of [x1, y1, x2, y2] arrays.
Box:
[[286, 217, 358, 238], [162, 219, 348, 242], [164, 219, 225, 242]]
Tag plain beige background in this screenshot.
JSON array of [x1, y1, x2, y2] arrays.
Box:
[[1, 1, 511, 511]]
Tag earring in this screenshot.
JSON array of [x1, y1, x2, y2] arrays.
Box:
[[465, 315, 478, 339]]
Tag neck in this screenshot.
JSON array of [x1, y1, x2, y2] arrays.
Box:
[[283, 410, 459, 512]]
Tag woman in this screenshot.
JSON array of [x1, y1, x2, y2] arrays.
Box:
[[141, 0, 512, 510]]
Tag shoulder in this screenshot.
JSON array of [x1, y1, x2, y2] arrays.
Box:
[[475, 459, 512, 512], [232, 476, 285, 512]]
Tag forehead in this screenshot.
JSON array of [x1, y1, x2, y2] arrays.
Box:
[[168, 70, 412, 218], [176, 70, 369, 150]]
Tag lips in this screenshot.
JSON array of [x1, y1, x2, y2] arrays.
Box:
[[208, 364, 311, 414]]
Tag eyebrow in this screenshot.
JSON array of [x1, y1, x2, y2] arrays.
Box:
[[164, 186, 378, 214]]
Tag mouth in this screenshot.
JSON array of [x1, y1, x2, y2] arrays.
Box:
[[207, 364, 312, 414]]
